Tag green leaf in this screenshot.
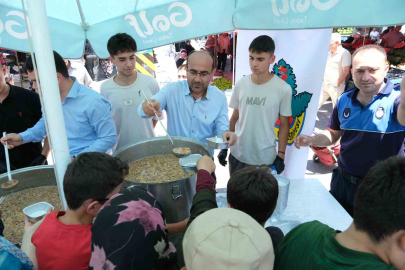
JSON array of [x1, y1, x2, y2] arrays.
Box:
[[291, 91, 313, 118]]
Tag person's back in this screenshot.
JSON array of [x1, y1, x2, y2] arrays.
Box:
[[32, 152, 128, 270], [275, 221, 393, 270], [61, 80, 116, 155], [227, 166, 284, 249], [274, 156, 405, 270], [32, 211, 91, 270]]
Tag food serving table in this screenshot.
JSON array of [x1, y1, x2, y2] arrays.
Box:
[[216, 178, 353, 235]]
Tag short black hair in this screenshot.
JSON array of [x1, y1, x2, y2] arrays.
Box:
[[353, 157, 405, 242], [63, 152, 129, 210], [249, 35, 276, 55], [107, 33, 137, 56], [352, 44, 387, 62], [186, 50, 215, 71], [227, 166, 279, 224], [26, 51, 69, 78]]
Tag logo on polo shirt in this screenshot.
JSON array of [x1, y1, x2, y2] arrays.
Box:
[[343, 108, 351, 119], [124, 99, 133, 106], [375, 107, 385, 119]]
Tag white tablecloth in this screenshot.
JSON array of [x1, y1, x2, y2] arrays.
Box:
[[216, 177, 353, 235]]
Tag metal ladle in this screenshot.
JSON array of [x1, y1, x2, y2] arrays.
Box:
[[140, 90, 190, 157], [1, 132, 19, 190]]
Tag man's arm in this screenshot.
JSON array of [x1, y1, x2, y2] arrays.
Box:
[[41, 137, 50, 157], [397, 77, 405, 126], [29, 137, 50, 166], [229, 109, 239, 132], [80, 99, 117, 154], [137, 84, 170, 118], [277, 115, 290, 159], [294, 128, 342, 149], [19, 117, 47, 144], [337, 66, 350, 87], [174, 156, 217, 269], [295, 101, 342, 149], [166, 218, 189, 235]]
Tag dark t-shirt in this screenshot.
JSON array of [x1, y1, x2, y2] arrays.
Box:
[[266, 226, 284, 249], [274, 221, 395, 270], [0, 84, 42, 170]]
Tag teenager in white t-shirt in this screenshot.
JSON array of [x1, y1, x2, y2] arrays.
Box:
[[226, 35, 292, 176], [100, 33, 161, 153]]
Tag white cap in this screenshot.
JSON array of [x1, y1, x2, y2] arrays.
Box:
[[183, 208, 274, 270]]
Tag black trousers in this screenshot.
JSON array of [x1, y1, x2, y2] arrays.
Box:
[[217, 50, 228, 71], [229, 153, 249, 177], [330, 168, 360, 217], [85, 54, 100, 81]]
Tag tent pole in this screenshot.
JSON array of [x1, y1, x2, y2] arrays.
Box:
[[15, 52, 23, 87], [25, 0, 70, 210], [232, 32, 235, 86], [75, 0, 89, 31], [214, 36, 218, 72]]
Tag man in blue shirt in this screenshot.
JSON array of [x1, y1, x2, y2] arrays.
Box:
[[294, 45, 405, 216], [1, 51, 117, 157], [138, 51, 237, 152]]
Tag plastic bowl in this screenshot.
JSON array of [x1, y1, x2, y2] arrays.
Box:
[[207, 137, 228, 149], [179, 154, 202, 167], [23, 202, 54, 218]]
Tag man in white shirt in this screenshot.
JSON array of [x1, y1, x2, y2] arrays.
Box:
[[228, 35, 292, 175], [370, 28, 380, 41], [100, 33, 160, 153], [319, 33, 351, 109], [64, 59, 93, 88]]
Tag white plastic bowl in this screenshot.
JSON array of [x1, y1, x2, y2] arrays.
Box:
[[207, 137, 228, 149], [23, 202, 54, 218], [179, 154, 202, 167]]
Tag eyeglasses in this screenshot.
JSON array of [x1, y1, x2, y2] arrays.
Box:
[[187, 69, 211, 79]]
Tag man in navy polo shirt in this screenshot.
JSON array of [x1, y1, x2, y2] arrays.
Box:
[[294, 45, 405, 216]]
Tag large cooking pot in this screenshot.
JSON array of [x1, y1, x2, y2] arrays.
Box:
[[113, 136, 211, 224], [0, 165, 57, 197]]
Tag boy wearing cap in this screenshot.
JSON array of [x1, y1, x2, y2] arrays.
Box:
[[227, 167, 284, 248], [274, 157, 405, 270], [176, 156, 274, 270]]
